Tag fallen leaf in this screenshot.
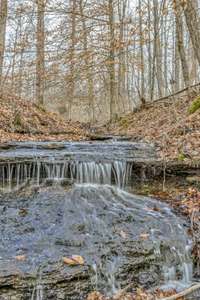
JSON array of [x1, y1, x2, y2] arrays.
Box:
[[15, 255, 26, 261], [72, 255, 85, 265], [18, 208, 28, 217], [119, 230, 128, 239], [152, 205, 161, 212], [62, 257, 77, 266], [140, 233, 149, 240], [62, 255, 85, 266], [87, 291, 105, 300]]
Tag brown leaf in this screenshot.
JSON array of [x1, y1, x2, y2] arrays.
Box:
[[62, 255, 85, 266], [72, 255, 85, 265], [87, 291, 105, 300], [15, 255, 26, 261], [140, 233, 149, 240]]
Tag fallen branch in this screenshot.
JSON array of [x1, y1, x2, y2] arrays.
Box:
[[161, 283, 200, 300], [112, 283, 135, 299], [148, 82, 200, 106]]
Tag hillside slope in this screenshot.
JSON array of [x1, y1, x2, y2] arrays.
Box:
[[107, 92, 200, 161], [0, 95, 87, 143]]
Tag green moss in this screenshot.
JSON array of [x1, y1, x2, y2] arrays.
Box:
[[118, 118, 129, 129], [35, 104, 46, 113], [13, 112, 22, 127], [178, 152, 186, 162], [188, 96, 200, 114], [139, 184, 151, 195]]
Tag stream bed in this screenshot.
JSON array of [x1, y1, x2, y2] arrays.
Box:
[[0, 141, 197, 299]]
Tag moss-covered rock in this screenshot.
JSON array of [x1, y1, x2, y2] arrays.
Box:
[[188, 96, 200, 114]]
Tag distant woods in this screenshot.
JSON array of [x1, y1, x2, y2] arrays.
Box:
[[0, 0, 200, 122]]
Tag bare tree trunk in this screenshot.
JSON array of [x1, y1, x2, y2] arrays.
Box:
[[67, 0, 76, 120], [153, 0, 164, 98], [182, 0, 200, 66], [79, 0, 95, 123], [174, 0, 190, 88], [0, 0, 7, 95], [190, 41, 198, 84], [18, 12, 25, 98], [139, 0, 145, 106], [36, 0, 45, 106], [117, 0, 127, 113], [151, 0, 157, 100], [10, 21, 19, 93], [147, 0, 152, 100], [174, 17, 181, 91], [108, 0, 116, 120], [163, 11, 168, 94]]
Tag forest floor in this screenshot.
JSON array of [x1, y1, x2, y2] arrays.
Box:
[[104, 90, 200, 163], [0, 94, 87, 143]]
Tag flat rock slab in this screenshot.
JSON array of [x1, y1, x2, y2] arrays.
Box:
[[0, 184, 192, 299], [0, 141, 157, 163]]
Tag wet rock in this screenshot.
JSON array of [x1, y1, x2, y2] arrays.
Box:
[[0, 143, 15, 151], [0, 265, 91, 300], [186, 176, 200, 184], [38, 143, 66, 150], [0, 183, 192, 299]]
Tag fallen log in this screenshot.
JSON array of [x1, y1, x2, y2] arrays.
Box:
[[161, 283, 200, 300], [150, 82, 200, 105]]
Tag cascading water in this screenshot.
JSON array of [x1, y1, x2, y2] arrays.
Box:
[[0, 159, 132, 191], [0, 142, 197, 299], [65, 184, 194, 296], [31, 270, 43, 300]]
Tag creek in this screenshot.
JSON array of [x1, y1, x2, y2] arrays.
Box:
[[0, 141, 197, 299]]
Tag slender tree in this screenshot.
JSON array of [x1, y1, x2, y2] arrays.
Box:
[[0, 0, 7, 95], [174, 0, 190, 87], [79, 0, 95, 122], [36, 0, 45, 105], [182, 0, 200, 66], [108, 0, 116, 120]]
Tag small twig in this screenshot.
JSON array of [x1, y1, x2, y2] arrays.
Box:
[[112, 283, 135, 299]]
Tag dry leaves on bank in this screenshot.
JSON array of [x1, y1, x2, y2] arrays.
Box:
[[171, 187, 200, 221], [0, 93, 88, 143], [107, 92, 200, 161], [86, 288, 180, 300]]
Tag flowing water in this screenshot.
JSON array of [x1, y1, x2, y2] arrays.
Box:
[[0, 142, 197, 299], [0, 159, 133, 191]]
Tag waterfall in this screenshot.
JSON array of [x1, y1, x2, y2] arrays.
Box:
[[161, 236, 193, 291], [64, 184, 194, 295], [0, 160, 133, 191], [31, 270, 43, 300], [0, 142, 195, 298], [31, 283, 43, 300], [162, 247, 193, 289]]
